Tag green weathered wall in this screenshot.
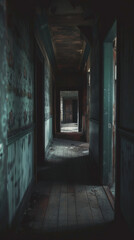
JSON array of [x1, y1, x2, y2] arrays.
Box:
[[7, 132, 33, 224], [0, 0, 8, 229], [102, 21, 116, 185], [0, 2, 34, 228], [7, 17, 34, 136], [6, 11, 34, 225]]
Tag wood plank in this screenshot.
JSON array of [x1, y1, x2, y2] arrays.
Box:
[[61, 183, 67, 193], [58, 184, 67, 230], [67, 192, 77, 228], [29, 196, 49, 230], [75, 185, 93, 226], [48, 14, 95, 26], [68, 184, 75, 193], [43, 183, 61, 231], [95, 186, 114, 222], [86, 186, 104, 224]]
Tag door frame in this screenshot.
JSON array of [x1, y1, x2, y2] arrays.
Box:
[[102, 21, 117, 185]]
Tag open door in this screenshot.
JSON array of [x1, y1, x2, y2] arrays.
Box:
[[102, 21, 117, 194]]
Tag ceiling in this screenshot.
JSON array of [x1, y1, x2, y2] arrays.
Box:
[[49, 25, 86, 72], [12, 0, 129, 72], [46, 0, 93, 72]]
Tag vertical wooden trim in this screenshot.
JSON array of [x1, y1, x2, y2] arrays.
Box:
[[56, 89, 60, 132], [102, 42, 113, 185], [115, 19, 121, 222]]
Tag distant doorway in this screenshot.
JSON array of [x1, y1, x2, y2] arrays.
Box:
[[60, 91, 79, 132]]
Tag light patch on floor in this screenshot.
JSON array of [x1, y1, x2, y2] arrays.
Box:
[[61, 123, 78, 132]]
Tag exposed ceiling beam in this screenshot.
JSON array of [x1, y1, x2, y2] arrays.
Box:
[[48, 14, 96, 26]]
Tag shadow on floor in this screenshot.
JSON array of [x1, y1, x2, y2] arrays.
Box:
[[38, 154, 99, 185], [3, 221, 133, 240]]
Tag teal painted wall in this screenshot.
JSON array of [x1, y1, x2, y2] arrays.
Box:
[[6, 9, 34, 225], [7, 16, 34, 136], [102, 43, 114, 185], [0, 2, 34, 227], [7, 132, 33, 224], [0, 0, 8, 229]]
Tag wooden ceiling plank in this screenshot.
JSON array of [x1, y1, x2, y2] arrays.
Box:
[[48, 14, 95, 26]]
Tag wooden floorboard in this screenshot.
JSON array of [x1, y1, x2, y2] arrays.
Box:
[[19, 138, 114, 235], [75, 185, 93, 226], [43, 183, 61, 231], [86, 186, 104, 224], [67, 192, 77, 228], [95, 186, 114, 222], [58, 184, 68, 230]]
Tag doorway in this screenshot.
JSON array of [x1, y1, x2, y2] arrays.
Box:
[[102, 21, 117, 197], [60, 91, 79, 132]]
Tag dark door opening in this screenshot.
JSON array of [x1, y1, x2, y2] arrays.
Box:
[[34, 43, 45, 168]]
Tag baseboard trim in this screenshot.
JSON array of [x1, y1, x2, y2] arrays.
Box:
[[103, 186, 115, 210]]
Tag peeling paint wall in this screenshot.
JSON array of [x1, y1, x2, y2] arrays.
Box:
[[7, 15, 34, 137], [6, 12, 34, 223], [7, 132, 33, 224], [0, 0, 8, 229]]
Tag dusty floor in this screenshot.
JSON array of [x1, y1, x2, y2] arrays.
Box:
[[4, 139, 133, 240]]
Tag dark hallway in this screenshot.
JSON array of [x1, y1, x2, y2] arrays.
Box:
[[1, 0, 134, 239]]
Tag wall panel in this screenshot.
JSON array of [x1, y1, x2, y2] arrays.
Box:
[[7, 132, 33, 224], [0, 0, 8, 229]]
